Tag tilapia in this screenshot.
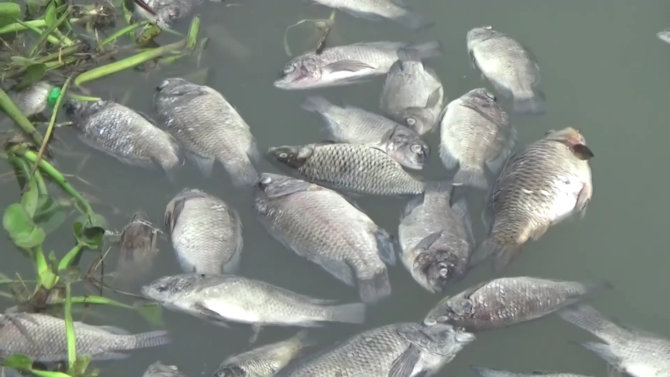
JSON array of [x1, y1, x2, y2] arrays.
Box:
[[558, 304, 670, 376], [300, 96, 429, 170], [439, 88, 516, 190], [253, 173, 396, 303], [467, 26, 545, 115], [214, 330, 311, 377], [141, 273, 366, 333], [658, 28, 670, 44], [143, 361, 189, 377], [380, 50, 444, 135], [115, 210, 162, 283], [310, 0, 433, 31], [274, 41, 441, 90], [398, 182, 474, 293], [471, 366, 593, 377], [0, 313, 170, 362], [64, 99, 182, 181], [423, 277, 611, 332], [267, 143, 426, 196], [475, 127, 594, 271], [164, 188, 243, 275], [276, 322, 474, 377], [153, 78, 259, 187], [7, 81, 53, 117]]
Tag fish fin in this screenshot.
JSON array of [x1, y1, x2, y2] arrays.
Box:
[[325, 302, 366, 324], [453, 166, 488, 190], [580, 342, 622, 367], [95, 325, 132, 335], [391, 0, 408, 7], [485, 139, 514, 176], [218, 154, 259, 188], [405, 40, 442, 59], [92, 352, 130, 360], [375, 228, 397, 266], [470, 366, 515, 377], [450, 197, 475, 246], [388, 345, 421, 377], [131, 330, 172, 348], [163, 164, 180, 185], [425, 86, 442, 108], [413, 231, 443, 253], [571, 144, 594, 161], [300, 96, 333, 114], [558, 304, 625, 341], [340, 9, 385, 22], [529, 225, 548, 241], [513, 95, 546, 115], [185, 151, 215, 177], [193, 303, 229, 324], [165, 196, 185, 232], [393, 12, 433, 31], [438, 143, 459, 170], [400, 193, 424, 221], [469, 50, 480, 71], [324, 60, 375, 73], [357, 270, 391, 304], [263, 178, 312, 199], [467, 238, 520, 272]]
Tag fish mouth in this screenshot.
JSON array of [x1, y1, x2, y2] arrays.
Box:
[[455, 330, 476, 344]]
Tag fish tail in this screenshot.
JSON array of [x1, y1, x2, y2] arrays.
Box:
[[375, 228, 397, 266], [470, 366, 517, 377], [289, 329, 315, 349], [130, 330, 171, 349], [468, 237, 521, 272], [558, 304, 625, 341], [453, 166, 488, 191], [393, 11, 434, 31], [403, 40, 442, 60], [513, 94, 545, 115], [357, 270, 392, 304], [221, 155, 260, 188], [163, 164, 180, 185], [300, 96, 333, 114], [325, 302, 366, 324], [581, 342, 622, 366]]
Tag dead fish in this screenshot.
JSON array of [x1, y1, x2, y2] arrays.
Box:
[[467, 26, 545, 115], [164, 188, 243, 275], [474, 127, 593, 271], [7, 81, 53, 118], [267, 143, 426, 196], [423, 277, 611, 332], [274, 41, 441, 90], [253, 173, 396, 303], [439, 88, 516, 190], [115, 210, 162, 283], [300, 95, 429, 170], [63, 99, 182, 182], [471, 366, 593, 377], [143, 361, 189, 377], [0, 313, 170, 362], [398, 181, 475, 293], [558, 304, 670, 376], [153, 78, 259, 187], [380, 49, 444, 135], [309, 0, 433, 31]]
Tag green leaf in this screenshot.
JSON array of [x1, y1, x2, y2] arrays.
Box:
[[35, 247, 58, 289], [1, 354, 32, 370], [33, 195, 66, 235], [66, 295, 133, 309], [20, 175, 39, 218], [3, 203, 46, 249], [10, 56, 39, 67], [187, 16, 200, 49], [31, 369, 73, 377], [18, 63, 47, 89], [134, 301, 164, 326], [44, 0, 57, 28], [72, 355, 91, 377], [58, 244, 83, 271], [136, 24, 161, 44], [0, 3, 20, 29]]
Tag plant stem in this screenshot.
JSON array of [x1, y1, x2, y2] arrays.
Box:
[[64, 282, 76, 371], [0, 89, 45, 146]]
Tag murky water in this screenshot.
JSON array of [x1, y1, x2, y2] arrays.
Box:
[[2, 0, 670, 376]]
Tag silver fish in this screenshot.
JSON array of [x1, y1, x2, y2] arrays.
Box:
[[8, 81, 53, 117], [253, 173, 396, 303], [143, 361, 189, 377], [310, 0, 433, 31], [471, 366, 593, 377], [0, 313, 170, 362], [380, 50, 444, 135], [658, 28, 670, 44], [276, 322, 474, 377], [300, 96, 429, 170], [153, 78, 259, 187], [398, 182, 474, 293], [467, 26, 545, 115], [274, 41, 441, 90], [475, 127, 593, 271], [214, 330, 312, 377], [439, 88, 516, 190], [164, 188, 243, 275], [267, 143, 426, 196], [559, 304, 670, 377], [141, 273, 366, 332], [64, 99, 182, 182], [423, 277, 611, 332]]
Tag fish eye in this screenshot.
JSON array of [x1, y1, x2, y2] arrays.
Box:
[[156, 284, 168, 292], [410, 144, 423, 154], [424, 317, 437, 326], [260, 176, 272, 185], [437, 315, 449, 322], [405, 117, 417, 126], [281, 66, 295, 76], [156, 80, 170, 91], [484, 92, 496, 101], [278, 152, 288, 159], [438, 263, 449, 278]]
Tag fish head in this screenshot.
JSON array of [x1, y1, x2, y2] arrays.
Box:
[[130, 209, 151, 223], [413, 248, 462, 293], [465, 88, 498, 107], [154, 78, 199, 106], [401, 107, 437, 136], [545, 128, 594, 160], [144, 362, 187, 377], [466, 26, 498, 46], [384, 128, 429, 170], [420, 323, 476, 353], [424, 295, 474, 326], [156, 5, 180, 26], [141, 274, 199, 302], [255, 173, 312, 200], [63, 99, 83, 118], [215, 365, 246, 377], [274, 56, 321, 90], [266, 145, 312, 170]]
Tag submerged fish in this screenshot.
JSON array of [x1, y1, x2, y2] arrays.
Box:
[[143, 361, 189, 377], [467, 26, 545, 115], [141, 273, 366, 332], [399, 182, 474, 293], [309, 0, 433, 31], [164, 188, 243, 275], [253, 173, 396, 303], [658, 28, 670, 44], [300, 96, 429, 170], [153, 78, 259, 187], [214, 330, 312, 377], [115, 210, 162, 283], [471, 366, 593, 377], [267, 143, 426, 196], [559, 304, 670, 376], [64, 99, 182, 181], [7, 81, 53, 117], [423, 277, 611, 332], [439, 88, 515, 190], [276, 322, 474, 377], [274, 41, 441, 90], [380, 50, 444, 135], [475, 127, 594, 271], [0, 313, 170, 362]]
